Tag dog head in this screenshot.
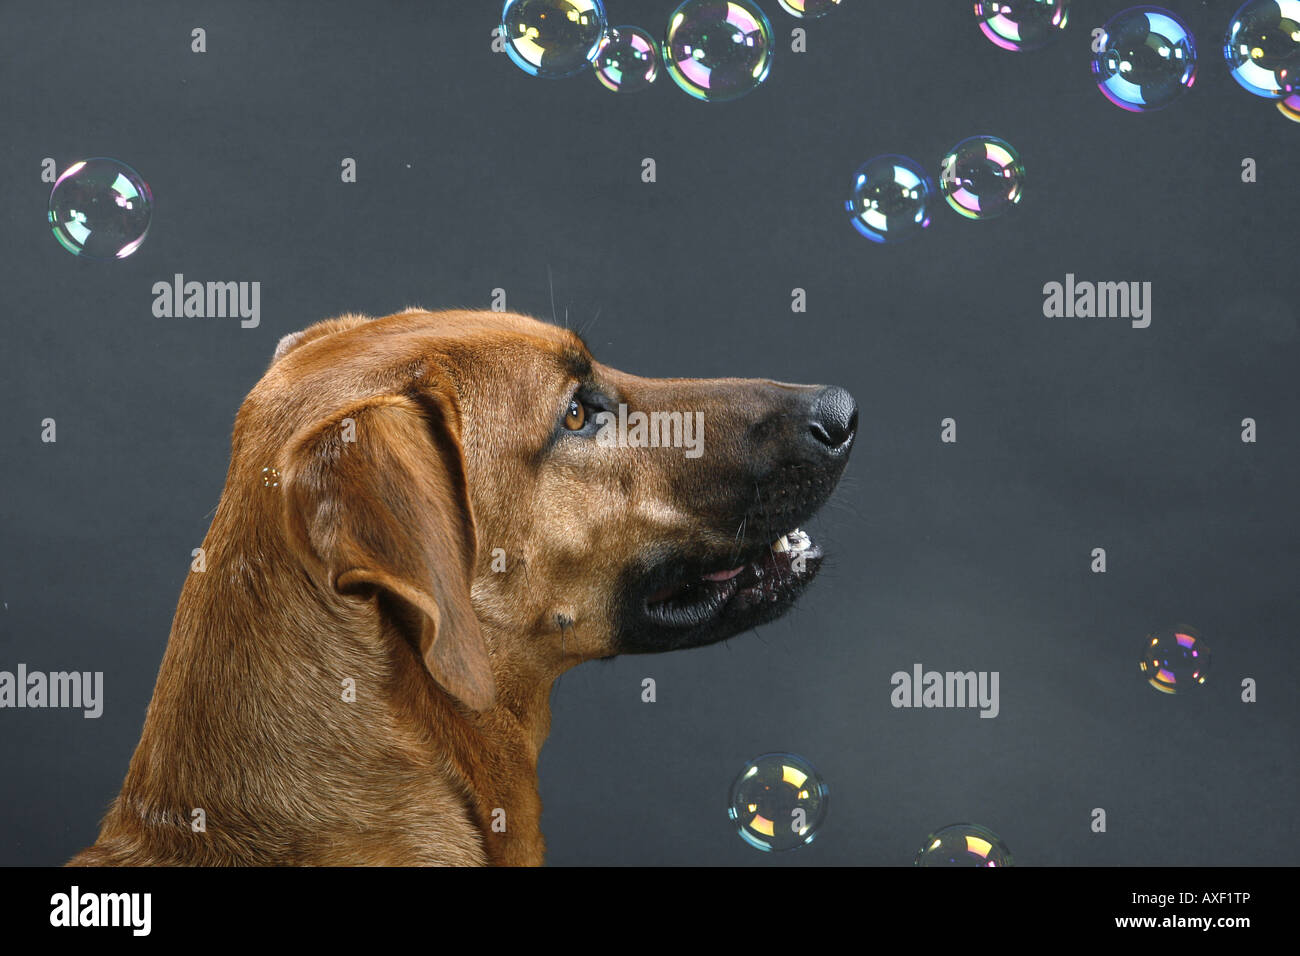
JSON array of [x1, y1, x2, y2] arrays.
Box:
[[254, 309, 856, 711]]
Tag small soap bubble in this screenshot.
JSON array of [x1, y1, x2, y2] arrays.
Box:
[[728, 752, 828, 852], [1093, 6, 1198, 111], [501, 0, 607, 78], [974, 0, 1071, 52], [1224, 0, 1300, 98], [1139, 626, 1210, 694], [915, 824, 1014, 867], [48, 158, 152, 260], [939, 135, 1025, 220], [664, 0, 774, 102], [777, 0, 842, 18], [846, 154, 935, 244], [261, 467, 281, 488], [595, 25, 660, 92], [1279, 91, 1300, 118]]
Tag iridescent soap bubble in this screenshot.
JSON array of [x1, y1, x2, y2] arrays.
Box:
[[594, 25, 660, 92], [728, 752, 828, 851], [1139, 626, 1210, 694], [1092, 6, 1198, 111], [1280, 91, 1300, 118], [664, 0, 774, 102], [939, 135, 1025, 220], [777, 0, 842, 18], [974, 0, 1071, 52], [1224, 0, 1300, 98], [846, 154, 935, 244], [501, 0, 607, 78], [915, 824, 1014, 867], [48, 158, 152, 260]]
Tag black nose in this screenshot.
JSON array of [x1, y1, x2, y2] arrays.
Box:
[[808, 386, 857, 451]]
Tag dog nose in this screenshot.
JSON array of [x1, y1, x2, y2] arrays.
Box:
[[808, 386, 857, 451]]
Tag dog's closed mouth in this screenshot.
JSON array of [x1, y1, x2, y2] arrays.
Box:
[[641, 528, 824, 630]]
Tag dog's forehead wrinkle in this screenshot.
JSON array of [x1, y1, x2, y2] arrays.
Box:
[[442, 340, 580, 398]]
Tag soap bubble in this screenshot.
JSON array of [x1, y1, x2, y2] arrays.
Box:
[[1224, 0, 1300, 98], [1139, 626, 1210, 694], [846, 154, 935, 243], [939, 135, 1025, 219], [777, 0, 842, 18], [728, 752, 828, 851], [48, 158, 153, 260], [915, 824, 1014, 867], [664, 0, 774, 102], [595, 25, 660, 92], [1092, 6, 1198, 111], [974, 0, 1071, 51], [501, 0, 607, 78]]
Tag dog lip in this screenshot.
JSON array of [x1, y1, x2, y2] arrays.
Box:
[[642, 574, 745, 629], [639, 527, 823, 629]]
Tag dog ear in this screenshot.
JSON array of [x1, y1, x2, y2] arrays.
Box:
[[282, 390, 495, 711], [272, 314, 374, 365]]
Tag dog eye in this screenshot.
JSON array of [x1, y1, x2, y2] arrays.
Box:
[[563, 398, 587, 431]]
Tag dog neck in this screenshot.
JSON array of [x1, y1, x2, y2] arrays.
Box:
[[103, 523, 552, 865]]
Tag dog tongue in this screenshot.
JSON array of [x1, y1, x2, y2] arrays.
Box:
[[702, 566, 744, 582], [646, 565, 746, 605]]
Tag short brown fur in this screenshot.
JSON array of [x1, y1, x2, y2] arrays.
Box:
[[71, 309, 841, 866]]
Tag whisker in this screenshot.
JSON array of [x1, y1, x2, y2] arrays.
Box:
[[825, 495, 868, 523], [578, 306, 602, 340], [754, 481, 776, 551], [547, 265, 558, 327], [728, 515, 748, 564]]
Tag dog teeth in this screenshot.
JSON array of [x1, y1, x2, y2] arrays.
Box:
[[771, 528, 810, 553]]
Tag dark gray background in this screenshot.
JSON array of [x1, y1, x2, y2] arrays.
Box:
[[1, 0, 1296, 866]]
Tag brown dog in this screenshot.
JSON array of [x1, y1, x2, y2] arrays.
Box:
[[70, 308, 856, 866]]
